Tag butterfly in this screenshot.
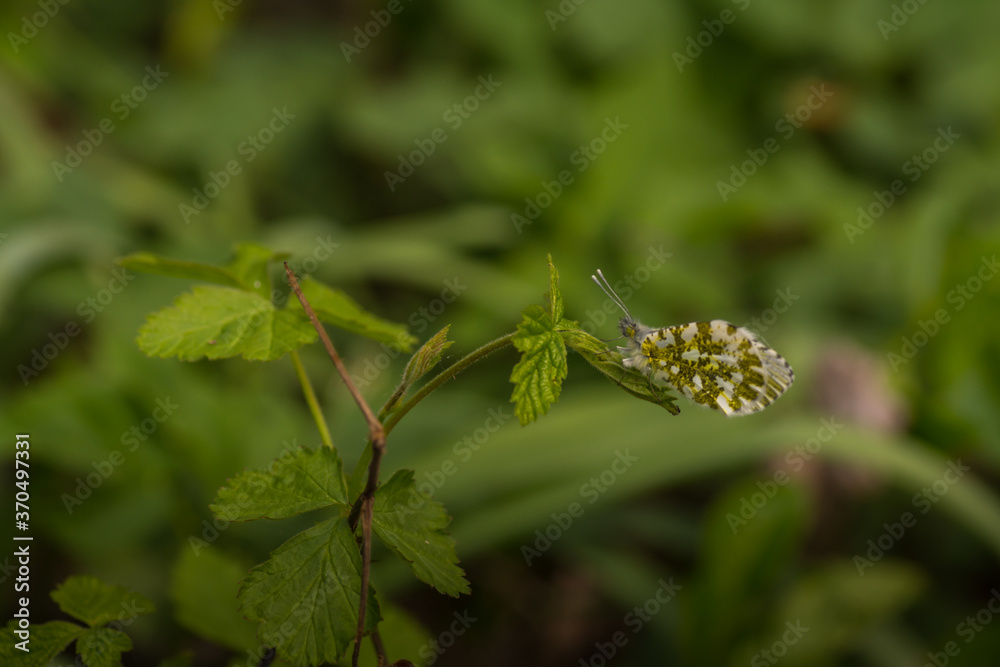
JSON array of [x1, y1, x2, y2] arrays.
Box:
[[591, 270, 794, 416]]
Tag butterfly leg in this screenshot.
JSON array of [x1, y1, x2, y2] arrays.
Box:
[[645, 372, 665, 401]]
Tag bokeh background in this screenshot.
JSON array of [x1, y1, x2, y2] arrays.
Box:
[[2, 0, 1000, 665]]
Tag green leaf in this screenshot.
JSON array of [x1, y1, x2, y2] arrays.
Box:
[[137, 285, 317, 361], [379, 325, 456, 423], [299, 276, 417, 350], [226, 242, 288, 298], [117, 252, 244, 288], [50, 576, 155, 628], [239, 517, 380, 666], [508, 256, 579, 426], [171, 549, 259, 652], [562, 329, 680, 415], [76, 626, 132, 667], [545, 253, 563, 322], [211, 446, 348, 521], [0, 620, 84, 665], [372, 470, 470, 597], [118, 245, 290, 298], [510, 304, 569, 426], [401, 325, 454, 388]]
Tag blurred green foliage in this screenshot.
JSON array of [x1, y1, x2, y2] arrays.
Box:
[[2, 0, 1000, 665]]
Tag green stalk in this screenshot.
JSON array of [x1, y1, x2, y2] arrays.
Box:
[[382, 332, 517, 437], [290, 349, 334, 449]]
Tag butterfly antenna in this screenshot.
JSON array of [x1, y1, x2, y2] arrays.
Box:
[[591, 269, 633, 320]]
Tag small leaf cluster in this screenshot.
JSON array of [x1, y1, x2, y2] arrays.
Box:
[[0, 576, 156, 666], [122, 243, 466, 665], [124, 244, 415, 362], [508, 255, 680, 426]]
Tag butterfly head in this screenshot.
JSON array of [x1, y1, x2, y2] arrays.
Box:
[[591, 269, 641, 341]]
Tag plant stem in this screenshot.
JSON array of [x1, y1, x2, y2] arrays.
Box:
[[352, 496, 375, 667], [376, 382, 408, 423], [290, 349, 334, 450], [382, 332, 517, 437], [284, 264, 385, 667]]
